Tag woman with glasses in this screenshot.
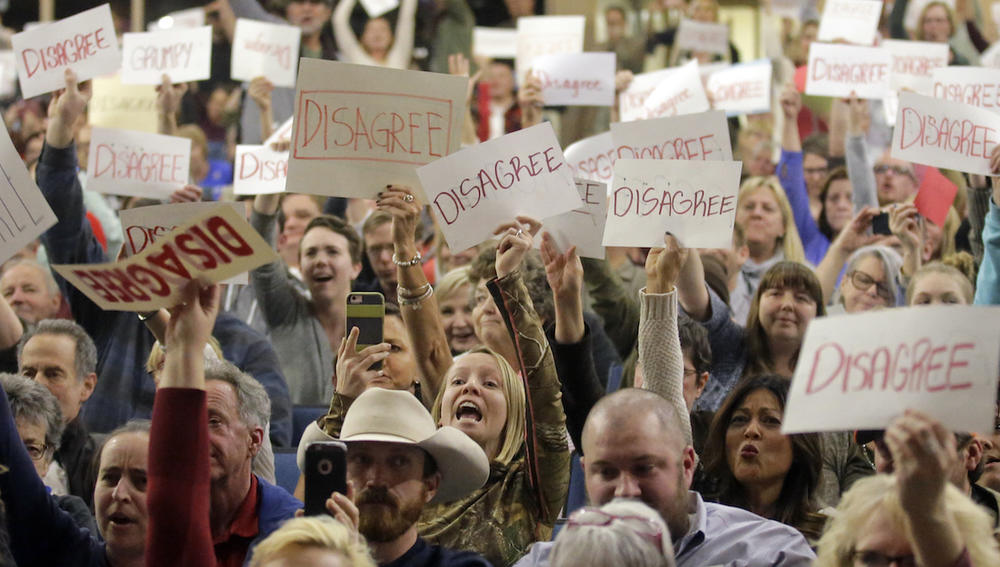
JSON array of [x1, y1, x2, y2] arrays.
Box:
[[828, 246, 905, 315], [550, 499, 675, 567]]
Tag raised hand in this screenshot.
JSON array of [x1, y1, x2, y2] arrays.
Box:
[[884, 410, 957, 515], [833, 207, 883, 254], [248, 76, 274, 113], [779, 83, 801, 121], [539, 232, 582, 302], [376, 185, 421, 253], [493, 216, 542, 278], [335, 327, 391, 400], [645, 233, 688, 294], [517, 71, 544, 128], [165, 280, 221, 355], [448, 53, 481, 106], [156, 74, 188, 119], [170, 184, 204, 203], [888, 203, 921, 255], [46, 69, 91, 148]]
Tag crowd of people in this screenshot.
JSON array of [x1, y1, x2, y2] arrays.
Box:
[[0, 0, 998, 566]]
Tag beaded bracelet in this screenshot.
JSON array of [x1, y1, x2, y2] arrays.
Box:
[[392, 250, 422, 267], [397, 282, 431, 298], [399, 285, 434, 310]]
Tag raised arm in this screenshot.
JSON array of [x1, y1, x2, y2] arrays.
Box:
[[386, 0, 418, 69], [815, 207, 881, 304], [675, 241, 711, 321], [247, 77, 275, 142], [250, 194, 309, 327], [889, 203, 922, 280], [156, 74, 187, 136], [332, 0, 370, 65], [844, 97, 878, 211], [0, 295, 21, 350], [778, 85, 825, 258], [975, 153, 1000, 304], [580, 254, 641, 360]]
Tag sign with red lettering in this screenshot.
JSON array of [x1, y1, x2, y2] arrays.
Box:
[[674, 19, 729, 56], [121, 26, 212, 85], [931, 66, 1000, 112], [883, 39, 949, 95], [231, 18, 301, 88], [515, 15, 585, 85], [89, 74, 158, 133], [610, 110, 733, 162], [473, 27, 517, 59], [53, 205, 277, 311], [0, 124, 56, 264], [604, 158, 742, 248], [783, 305, 1000, 435], [86, 127, 192, 198], [416, 122, 579, 252], [891, 90, 1000, 175], [535, 178, 608, 259], [705, 59, 772, 116], [287, 59, 467, 198], [531, 52, 615, 107], [564, 132, 616, 185], [234, 144, 288, 195], [11, 4, 121, 98], [806, 42, 891, 99], [619, 68, 677, 122], [817, 0, 882, 46], [642, 60, 711, 119]]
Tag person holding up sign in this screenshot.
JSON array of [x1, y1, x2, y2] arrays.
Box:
[[889, 0, 972, 65], [333, 0, 418, 69]]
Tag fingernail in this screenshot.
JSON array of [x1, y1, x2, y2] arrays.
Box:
[[376, 192, 384, 198]]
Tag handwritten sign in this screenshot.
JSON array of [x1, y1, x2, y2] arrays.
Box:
[[537, 179, 608, 260], [11, 4, 121, 98], [771, 0, 802, 19], [121, 26, 212, 85], [532, 52, 615, 107], [515, 15, 585, 85], [705, 59, 772, 115], [782, 305, 1000, 435], [359, 0, 399, 18], [89, 74, 158, 133], [905, 0, 956, 33], [891, 91, 1000, 176], [674, 19, 729, 56], [806, 42, 891, 99], [619, 68, 676, 122], [642, 60, 711, 119], [86, 127, 192, 198], [416, 122, 580, 252], [473, 27, 517, 59], [610, 110, 734, 162], [287, 59, 467, 198], [0, 125, 56, 264], [564, 132, 616, 185], [149, 7, 206, 31], [231, 18, 301, 88], [53, 206, 278, 311], [982, 42, 1000, 69], [883, 39, 949, 95], [817, 0, 882, 46], [234, 144, 288, 195], [604, 158, 742, 249], [931, 66, 1000, 112]]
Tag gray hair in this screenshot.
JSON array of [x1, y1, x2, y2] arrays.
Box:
[[834, 245, 905, 307], [18, 319, 98, 381], [551, 499, 675, 567], [205, 359, 270, 430], [0, 372, 64, 451], [1, 259, 60, 298]]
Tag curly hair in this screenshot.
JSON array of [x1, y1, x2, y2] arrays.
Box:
[[467, 246, 554, 324]]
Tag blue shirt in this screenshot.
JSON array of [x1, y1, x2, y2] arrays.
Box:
[[384, 537, 494, 567]]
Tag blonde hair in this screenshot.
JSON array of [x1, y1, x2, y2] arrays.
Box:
[[146, 337, 224, 374], [906, 260, 975, 305], [432, 347, 526, 466], [435, 266, 473, 304], [737, 176, 806, 264], [916, 1, 957, 41], [249, 516, 376, 567]]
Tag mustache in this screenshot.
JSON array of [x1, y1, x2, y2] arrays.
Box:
[[356, 486, 398, 507]]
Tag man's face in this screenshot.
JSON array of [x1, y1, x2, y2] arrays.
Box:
[[20, 334, 94, 424], [1, 264, 61, 323], [980, 431, 1000, 493], [681, 351, 707, 412], [347, 441, 438, 543], [802, 153, 828, 198], [206, 380, 261, 484], [874, 154, 918, 205], [299, 227, 361, 305], [605, 9, 626, 43], [364, 222, 396, 292], [286, 0, 332, 37]]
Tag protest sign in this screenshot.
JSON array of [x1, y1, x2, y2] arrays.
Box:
[[913, 167, 958, 227], [771, 0, 802, 19], [806, 42, 891, 99], [891, 91, 1000, 176], [149, 7, 205, 31], [536, 178, 607, 260], [905, 0, 955, 33], [883, 39, 949, 95], [231, 19, 301, 88], [642, 60, 711, 119], [87, 127, 191, 198], [674, 19, 729, 56], [416, 122, 579, 253], [53, 205, 278, 311], [89, 74, 158, 133], [0, 125, 56, 264], [515, 15, 585, 85], [705, 59, 772, 115], [121, 26, 212, 85], [783, 305, 1000, 435], [532, 52, 616, 107], [473, 27, 517, 59], [234, 144, 288, 195], [817, 0, 882, 46], [619, 68, 676, 122], [287, 59, 467, 198], [610, 110, 733, 162], [12, 4, 121, 98], [564, 132, 616, 185], [604, 159, 741, 249], [264, 116, 294, 147], [0, 52, 18, 98], [359, 0, 399, 18], [931, 66, 1000, 111]]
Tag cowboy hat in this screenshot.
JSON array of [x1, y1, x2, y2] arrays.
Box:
[[341, 388, 490, 503]]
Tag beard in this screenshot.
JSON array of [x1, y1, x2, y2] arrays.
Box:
[[661, 469, 691, 542], [356, 485, 425, 543]]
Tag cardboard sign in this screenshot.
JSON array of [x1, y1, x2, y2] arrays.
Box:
[[149, 7, 206, 31], [12, 4, 121, 98], [914, 167, 958, 227], [121, 26, 212, 85], [642, 60, 711, 119], [53, 205, 278, 311], [537, 178, 608, 260], [604, 158, 742, 249], [234, 144, 288, 195], [783, 305, 1000, 435], [610, 110, 734, 162], [674, 19, 729, 56], [564, 132, 616, 185], [931, 66, 1000, 112], [532, 52, 616, 107], [619, 68, 676, 122], [515, 15, 585, 85], [0, 125, 56, 264], [905, 0, 955, 33], [416, 122, 580, 252], [891, 91, 1000, 176], [287, 59, 467, 198], [705, 59, 772, 115], [86, 127, 192, 198], [89, 74, 158, 133], [264, 116, 294, 147], [817, 0, 882, 46], [806, 42, 891, 99], [359, 0, 399, 18], [473, 27, 517, 59], [231, 18, 301, 88], [883, 39, 949, 95]]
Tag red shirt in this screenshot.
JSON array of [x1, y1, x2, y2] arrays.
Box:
[[213, 476, 260, 567]]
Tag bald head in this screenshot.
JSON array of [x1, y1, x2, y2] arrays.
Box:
[[582, 389, 687, 454]]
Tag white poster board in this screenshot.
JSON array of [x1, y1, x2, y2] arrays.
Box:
[[883, 39, 950, 95], [86, 127, 192, 198], [611, 110, 734, 162], [674, 19, 729, 55], [619, 68, 676, 122], [931, 66, 1000, 112], [515, 15, 585, 85], [0, 125, 56, 264], [705, 59, 773, 115], [532, 52, 616, 107], [121, 26, 213, 85], [473, 27, 518, 59], [806, 42, 891, 99], [817, 0, 883, 46], [564, 131, 616, 185], [149, 7, 206, 31], [537, 178, 608, 260], [360, 0, 400, 18], [234, 144, 288, 195], [642, 60, 711, 119], [891, 91, 1000, 175], [89, 74, 158, 133], [231, 18, 302, 88]]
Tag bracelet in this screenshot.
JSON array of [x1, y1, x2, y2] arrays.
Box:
[[392, 250, 422, 267], [397, 282, 431, 298], [399, 285, 434, 310], [137, 310, 158, 322]]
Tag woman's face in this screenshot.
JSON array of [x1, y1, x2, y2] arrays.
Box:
[[367, 314, 419, 393], [758, 285, 817, 344], [823, 179, 854, 234], [439, 283, 480, 353], [361, 18, 393, 54], [841, 255, 891, 313], [472, 280, 513, 353], [725, 388, 794, 492], [921, 5, 952, 42], [438, 352, 508, 459], [690, 0, 718, 22], [909, 272, 969, 306], [94, 432, 149, 561], [851, 508, 913, 567], [15, 416, 50, 478], [736, 186, 785, 252]]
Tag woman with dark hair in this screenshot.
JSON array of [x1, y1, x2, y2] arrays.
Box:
[[816, 168, 855, 244]]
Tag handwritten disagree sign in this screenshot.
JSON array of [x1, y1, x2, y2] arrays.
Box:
[[121, 26, 212, 85], [783, 305, 1000, 435], [89, 74, 158, 133], [536, 178, 608, 260], [931, 66, 1000, 112], [564, 132, 616, 185], [806, 42, 891, 99], [883, 39, 949, 95], [515, 15, 585, 86], [817, 0, 882, 46], [531, 52, 615, 107], [642, 60, 711, 119], [86, 127, 191, 198], [234, 144, 288, 195], [674, 19, 729, 55], [231, 18, 301, 88], [705, 60, 772, 116], [0, 124, 56, 265], [610, 110, 734, 162]]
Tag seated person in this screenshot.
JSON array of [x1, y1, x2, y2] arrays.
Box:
[[249, 516, 376, 567], [551, 499, 674, 567]]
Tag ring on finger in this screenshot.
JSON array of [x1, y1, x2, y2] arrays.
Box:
[[403, 194, 414, 203], [515, 228, 524, 237]]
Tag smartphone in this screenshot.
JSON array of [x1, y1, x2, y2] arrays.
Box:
[[304, 441, 348, 516], [346, 292, 385, 368], [871, 212, 892, 235]]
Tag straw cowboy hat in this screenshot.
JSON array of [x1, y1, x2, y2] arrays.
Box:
[[341, 388, 490, 503]]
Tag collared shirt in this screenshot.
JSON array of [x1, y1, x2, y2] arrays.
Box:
[[214, 476, 261, 567]]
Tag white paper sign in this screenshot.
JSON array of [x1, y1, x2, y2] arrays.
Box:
[[150, 7, 206, 31], [121, 26, 212, 85], [564, 132, 616, 185], [515, 15, 585, 85], [771, 0, 802, 19], [264, 116, 294, 147], [604, 159, 742, 249], [706, 59, 772, 115], [674, 19, 729, 56], [891, 91, 1000, 175], [417, 122, 580, 252], [818, 0, 882, 46], [619, 68, 676, 122], [611, 110, 734, 162], [537, 178, 608, 260], [360, 0, 400, 18], [905, 0, 956, 33], [642, 60, 712, 119], [234, 144, 288, 195], [983, 42, 1000, 69], [883, 39, 949, 95], [0, 125, 56, 264], [12, 4, 122, 98], [231, 19, 302, 88], [931, 66, 1000, 112], [87, 127, 192, 198], [783, 305, 1000, 435], [806, 42, 891, 99], [89, 74, 158, 133], [532, 52, 616, 107], [0, 52, 18, 98], [473, 27, 518, 59]]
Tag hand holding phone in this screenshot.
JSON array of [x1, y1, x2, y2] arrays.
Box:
[[304, 441, 348, 516], [871, 212, 893, 236]]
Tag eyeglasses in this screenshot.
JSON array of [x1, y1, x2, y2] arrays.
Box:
[[847, 271, 891, 301], [873, 164, 914, 178], [566, 507, 666, 552], [851, 550, 917, 567], [803, 167, 829, 176], [24, 442, 49, 461]]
